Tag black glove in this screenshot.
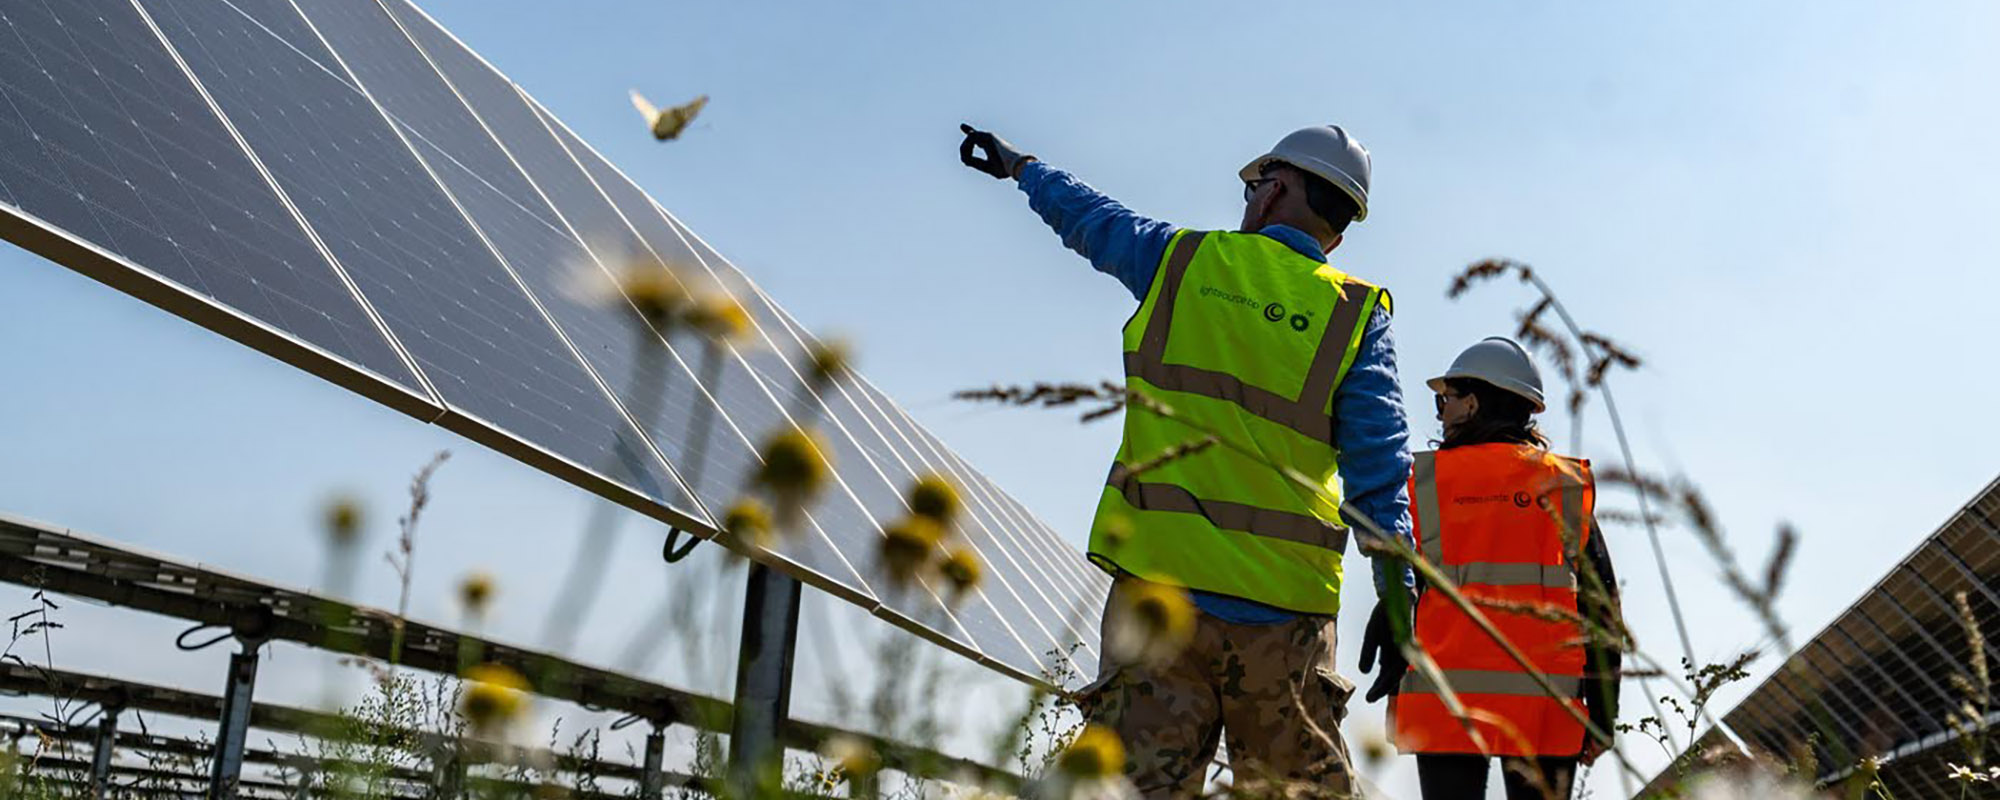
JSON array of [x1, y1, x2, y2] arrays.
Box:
[[959, 123, 1035, 179], [1358, 601, 1409, 703]]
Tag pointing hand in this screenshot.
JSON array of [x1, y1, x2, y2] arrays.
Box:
[[959, 123, 1035, 180]]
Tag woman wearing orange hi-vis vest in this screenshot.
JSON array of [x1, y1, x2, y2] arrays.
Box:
[[1372, 337, 1623, 799]]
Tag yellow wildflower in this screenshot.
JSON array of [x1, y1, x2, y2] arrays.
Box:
[[1057, 724, 1125, 779], [939, 546, 982, 597], [1106, 581, 1195, 666], [880, 518, 943, 583], [683, 294, 750, 342], [459, 663, 530, 734], [907, 475, 959, 526], [323, 496, 363, 546], [457, 572, 495, 614]]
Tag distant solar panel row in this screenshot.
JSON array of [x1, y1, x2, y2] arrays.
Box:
[[0, 0, 1105, 683], [1651, 477, 2000, 796]]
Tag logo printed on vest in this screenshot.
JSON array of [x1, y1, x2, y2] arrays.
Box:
[[1263, 302, 1286, 322], [1198, 285, 1262, 309], [1290, 312, 1311, 332]]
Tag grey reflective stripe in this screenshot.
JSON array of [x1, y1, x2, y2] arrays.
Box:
[[1296, 280, 1375, 413], [1123, 352, 1334, 441], [1453, 562, 1578, 590], [1125, 232, 1375, 442], [1412, 451, 1443, 564], [1107, 464, 1349, 552], [1558, 479, 1588, 556], [1402, 668, 1582, 698], [1137, 231, 1207, 358]]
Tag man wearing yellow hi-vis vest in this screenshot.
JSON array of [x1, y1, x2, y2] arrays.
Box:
[[961, 124, 1415, 798]]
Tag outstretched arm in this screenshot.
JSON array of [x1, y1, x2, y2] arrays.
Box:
[[1332, 307, 1417, 597], [959, 124, 1176, 299], [1015, 162, 1179, 300]]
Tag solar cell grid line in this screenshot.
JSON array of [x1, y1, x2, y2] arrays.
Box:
[[842, 377, 1105, 666], [267, 0, 723, 529], [623, 243, 1060, 680], [282, 0, 850, 582], [1765, 657, 1871, 757], [365, 0, 813, 539], [135, 0, 698, 523], [804, 365, 1079, 666], [1850, 597, 1959, 713], [770, 322, 1098, 612], [504, 92, 1017, 666], [1809, 626, 1931, 743], [518, 105, 1064, 680], [1893, 559, 2000, 665], [848, 377, 1103, 627], [0, 0, 434, 418], [1877, 574, 1997, 668], [648, 202, 1110, 623], [729, 296, 1084, 663]]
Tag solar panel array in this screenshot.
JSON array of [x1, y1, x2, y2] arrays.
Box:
[[1638, 476, 2000, 797], [0, 0, 1105, 684]]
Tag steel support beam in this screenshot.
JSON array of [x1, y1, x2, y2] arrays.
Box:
[[728, 562, 803, 797]]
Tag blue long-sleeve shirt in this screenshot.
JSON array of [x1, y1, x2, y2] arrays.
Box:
[[1018, 160, 1415, 621]]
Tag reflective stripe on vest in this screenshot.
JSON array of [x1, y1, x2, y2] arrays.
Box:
[[1394, 444, 1594, 757], [1123, 232, 1377, 441], [1086, 229, 1386, 615]]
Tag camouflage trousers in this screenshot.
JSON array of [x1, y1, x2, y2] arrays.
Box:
[[1081, 581, 1357, 799]]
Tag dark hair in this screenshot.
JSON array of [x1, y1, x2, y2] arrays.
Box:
[[1438, 377, 1549, 450], [1262, 163, 1359, 235]]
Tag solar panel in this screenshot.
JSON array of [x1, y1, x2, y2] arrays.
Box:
[[139, 0, 690, 511], [0, 0, 1102, 684], [0, 0, 421, 402]]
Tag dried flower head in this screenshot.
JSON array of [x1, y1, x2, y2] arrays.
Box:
[[1058, 724, 1126, 779], [457, 572, 495, 613], [819, 735, 881, 780], [756, 428, 831, 500], [880, 517, 944, 583], [722, 497, 774, 545], [323, 496, 363, 546], [459, 663, 530, 734], [940, 546, 982, 597], [1106, 581, 1195, 666], [805, 340, 851, 389], [683, 294, 750, 342], [907, 475, 959, 526]]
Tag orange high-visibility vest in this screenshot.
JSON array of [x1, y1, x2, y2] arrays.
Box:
[[1392, 443, 1594, 757]]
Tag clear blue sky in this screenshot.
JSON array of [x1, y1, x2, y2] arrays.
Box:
[[1, 0, 1996, 796]]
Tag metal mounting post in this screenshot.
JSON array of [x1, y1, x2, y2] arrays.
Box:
[[639, 723, 668, 797], [208, 610, 273, 800], [90, 694, 126, 800], [728, 562, 803, 797]]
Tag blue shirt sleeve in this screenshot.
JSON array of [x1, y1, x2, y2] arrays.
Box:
[[1333, 305, 1418, 596], [1016, 161, 1178, 300]]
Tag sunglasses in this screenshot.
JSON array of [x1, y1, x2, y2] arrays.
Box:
[[1243, 177, 1278, 203], [1434, 391, 1468, 412]]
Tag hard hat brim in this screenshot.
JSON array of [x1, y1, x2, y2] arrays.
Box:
[[1426, 372, 1548, 414]]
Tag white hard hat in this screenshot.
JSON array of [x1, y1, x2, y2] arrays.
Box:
[[1239, 125, 1373, 222], [1427, 337, 1546, 413]]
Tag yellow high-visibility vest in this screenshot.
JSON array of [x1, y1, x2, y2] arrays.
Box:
[[1088, 229, 1388, 615]]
